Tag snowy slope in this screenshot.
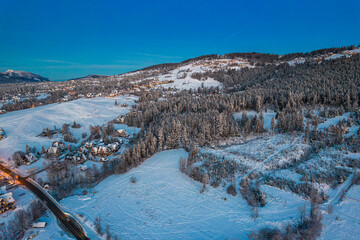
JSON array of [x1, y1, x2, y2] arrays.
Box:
[[0, 69, 50, 84], [61, 149, 307, 240], [320, 185, 360, 240], [0, 95, 138, 162], [153, 59, 252, 90]]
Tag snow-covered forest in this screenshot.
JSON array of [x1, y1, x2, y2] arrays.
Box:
[[1, 45, 360, 240]]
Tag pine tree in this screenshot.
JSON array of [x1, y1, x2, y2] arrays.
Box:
[[271, 116, 276, 131], [305, 119, 311, 139], [25, 144, 30, 155], [157, 127, 164, 150]]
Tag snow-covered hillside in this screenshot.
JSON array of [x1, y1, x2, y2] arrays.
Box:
[[0, 69, 50, 84], [0, 95, 137, 162], [152, 59, 251, 90], [113, 58, 254, 91], [61, 149, 307, 240], [321, 185, 360, 240]]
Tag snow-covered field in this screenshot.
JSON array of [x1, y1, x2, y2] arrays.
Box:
[[156, 65, 222, 90], [321, 185, 360, 240], [119, 58, 254, 91], [202, 134, 308, 174], [22, 210, 73, 240], [61, 149, 307, 240], [0, 95, 138, 163]]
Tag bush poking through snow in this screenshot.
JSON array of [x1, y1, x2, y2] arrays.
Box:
[[327, 204, 334, 214], [240, 179, 266, 207], [251, 207, 258, 220], [226, 184, 237, 196], [130, 175, 137, 184], [71, 121, 81, 128], [248, 227, 282, 240], [94, 216, 102, 235], [249, 200, 323, 240], [354, 172, 360, 185]]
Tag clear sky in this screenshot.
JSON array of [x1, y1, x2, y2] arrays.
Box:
[[0, 0, 359, 80]]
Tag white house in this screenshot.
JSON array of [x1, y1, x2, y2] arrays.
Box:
[[1, 192, 15, 204], [116, 129, 128, 137], [48, 146, 60, 156], [80, 165, 89, 171], [108, 143, 120, 152], [25, 153, 37, 165], [52, 141, 66, 150], [32, 222, 46, 228], [85, 142, 93, 148]]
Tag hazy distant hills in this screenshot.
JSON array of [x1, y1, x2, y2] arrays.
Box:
[[0, 70, 51, 84]]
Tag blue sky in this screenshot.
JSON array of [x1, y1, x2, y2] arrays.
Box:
[[0, 0, 359, 80]]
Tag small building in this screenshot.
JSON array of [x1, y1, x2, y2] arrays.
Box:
[[48, 146, 61, 156], [0, 192, 15, 214], [116, 129, 128, 138], [91, 147, 99, 155], [26, 166, 39, 174], [79, 146, 87, 153], [98, 146, 110, 156], [32, 222, 47, 228], [80, 165, 89, 171], [114, 116, 125, 124], [52, 141, 67, 150], [24, 153, 37, 165], [85, 142, 93, 149], [108, 143, 120, 152], [87, 153, 95, 161]]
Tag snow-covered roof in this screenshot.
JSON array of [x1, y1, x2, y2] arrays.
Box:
[[32, 222, 47, 228], [48, 146, 58, 153], [0, 192, 14, 203], [80, 165, 89, 171]]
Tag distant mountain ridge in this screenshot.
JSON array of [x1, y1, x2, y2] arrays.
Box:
[[70, 44, 359, 81], [0, 69, 50, 84]]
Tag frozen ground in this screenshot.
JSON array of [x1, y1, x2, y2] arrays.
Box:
[[202, 134, 308, 174], [0, 95, 138, 164], [320, 185, 360, 240], [61, 149, 307, 240]]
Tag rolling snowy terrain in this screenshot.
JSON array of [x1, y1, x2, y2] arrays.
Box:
[[0, 95, 137, 162], [61, 149, 307, 240], [0, 45, 359, 240]]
